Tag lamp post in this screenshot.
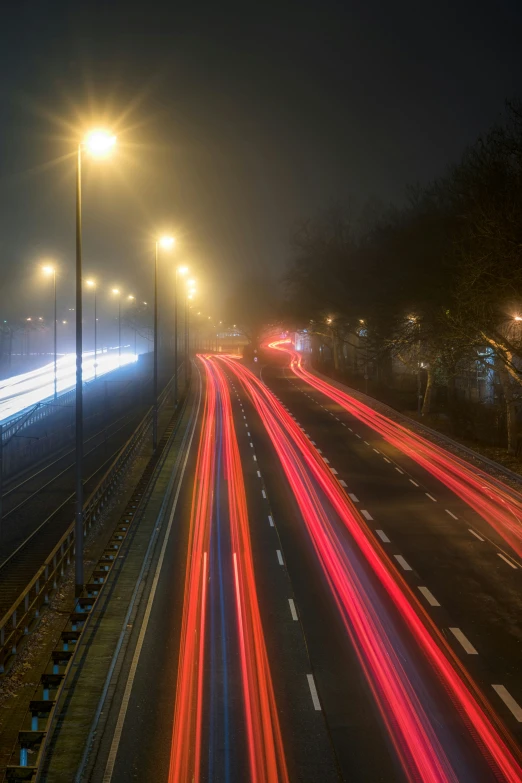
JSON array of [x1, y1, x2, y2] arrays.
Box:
[[153, 236, 175, 450], [174, 266, 188, 404], [42, 265, 57, 399], [74, 129, 116, 597], [86, 280, 97, 378], [127, 295, 137, 354], [112, 288, 122, 362]]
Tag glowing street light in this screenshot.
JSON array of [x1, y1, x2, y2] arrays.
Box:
[[84, 130, 117, 157], [514, 316, 522, 322]]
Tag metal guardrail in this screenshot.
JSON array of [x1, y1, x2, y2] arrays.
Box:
[[0, 366, 181, 676], [5, 375, 191, 781], [309, 362, 522, 493]]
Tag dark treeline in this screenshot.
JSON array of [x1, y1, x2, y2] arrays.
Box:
[[284, 102, 522, 454]]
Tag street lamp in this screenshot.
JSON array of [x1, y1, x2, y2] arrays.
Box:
[[86, 279, 97, 378], [174, 265, 188, 404], [74, 128, 116, 596], [42, 265, 57, 399], [127, 295, 137, 354], [112, 288, 122, 362], [153, 235, 175, 450]]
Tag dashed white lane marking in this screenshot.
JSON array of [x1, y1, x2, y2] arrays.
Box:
[[418, 586, 440, 606], [323, 457, 330, 464], [342, 423, 347, 427], [445, 509, 458, 520], [288, 598, 298, 621], [247, 431, 251, 436], [340, 480, 348, 487], [348, 427, 353, 432], [373, 448, 380, 454], [257, 471, 262, 478], [361, 510, 373, 521], [395, 467, 404, 475], [268, 515, 274, 527], [364, 440, 370, 446], [383, 457, 391, 463], [348, 493, 359, 502], [307, 674, 322, 711], [335, 416, 340, 421], [409, 479, 419, 487], [243, 415, 246, 420], [311, 440, 316, 445], [317, 449, 323, 454], [276, 550, 284, 566], [497, 553, 518, 569], [449, 627, 478, 654], [250, 442, 254, 448], [244, 423, 248, 428], [253, 455, 257, 462], [330, 467, 338, 475], [376, 530, 390, 543], [425, 493, 437, 502], [261, 489, 266, 499], [469, 528, 485, 541], [492, 685, 522, 721], [356, 434, 361, 439], [394, 555, 412, 571]]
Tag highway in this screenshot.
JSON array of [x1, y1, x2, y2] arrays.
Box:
[[0, 350, 137, 423], [57, 348, 522, 782]]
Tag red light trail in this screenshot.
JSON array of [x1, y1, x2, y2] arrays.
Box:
[[169, 357, 288, 782], [217, 353, 522, 782], [269, 339, 522, 561]]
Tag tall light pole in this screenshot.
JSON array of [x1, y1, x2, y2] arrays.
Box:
[[86, 279, 97, 378], [75, 129, 116, 597], [153, 236, 175, 450], [174, 266, 188, 404], [128, 295, 137, 354], [186, 287, 195, 383], [42, 265, 57, 399], [112, 288, 122, 362]]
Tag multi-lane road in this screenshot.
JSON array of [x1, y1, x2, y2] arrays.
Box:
[[66, 345, 522, 782]]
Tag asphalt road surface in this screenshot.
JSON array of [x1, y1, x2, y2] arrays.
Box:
[[80, 350, 522, 782]]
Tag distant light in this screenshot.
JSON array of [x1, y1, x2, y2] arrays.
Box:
[[86, 279, 96, 288], [159, 236, 175, 249], [112, 288, 120, 295], [84, 130, 116, 156], [514, 316, 522, 322], [26, 317, 32, 321], [128, 295, 135, 300], [359, 319, 365, 324], [326, 317, 332, 324], [38, 317, 43, 321], [62, 320, 67, 324], [178, 266, 188, 275], [42, 265, 55, 276], [143, 301, 148, 305], [208, 316, 211, 320]]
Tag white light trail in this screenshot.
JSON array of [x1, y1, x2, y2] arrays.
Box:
[[0, 351, 137, 423]]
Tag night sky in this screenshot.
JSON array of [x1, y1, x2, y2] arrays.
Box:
[[1, 0, 521, 322]]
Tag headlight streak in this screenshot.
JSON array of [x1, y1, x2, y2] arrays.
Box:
[[270, 340, 522, 561], [0, 351, 137, 422], [217, 354, 522, 782], [169, 356, 288, 782]]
